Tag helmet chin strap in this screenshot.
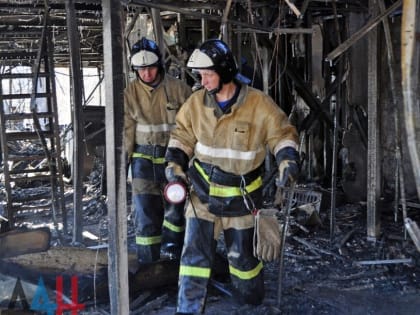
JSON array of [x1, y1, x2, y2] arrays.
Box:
[[208, 81, 223, 95]]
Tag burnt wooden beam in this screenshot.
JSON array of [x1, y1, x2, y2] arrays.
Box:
[[66, 0, 85, 243], [0, 247, 110, 302], [366, 0, 380, 240], [234, 27, 313, 34], [0, 248, 230, 305], [130, 0, 312, 35], [0, 16, 102, 26], [284, 61, 333, 129], [102, 0, 129, 313], [298, 74, 341, 133], [0, 228, 51, 259]]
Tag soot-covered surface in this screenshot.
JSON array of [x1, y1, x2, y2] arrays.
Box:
[[139, 203, 420, 315], [2, 167, 419, 314]]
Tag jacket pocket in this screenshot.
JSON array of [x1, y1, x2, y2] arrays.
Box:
[[166, 103, 180, 124], [231, 121, 250, 150]]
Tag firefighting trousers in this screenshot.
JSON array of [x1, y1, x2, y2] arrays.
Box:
[[132, 155, 185, 263], [176, 192, 264, 314]]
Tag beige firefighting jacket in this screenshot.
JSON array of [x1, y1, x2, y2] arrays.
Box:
[[168, 84, 299, 175], [124, 74, 192, 157]]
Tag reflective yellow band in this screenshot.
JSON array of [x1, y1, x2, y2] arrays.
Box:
[[132, 152, 165, 164], [194, 161, 262, 197], [136, 235, 162, 245], [210, 177, 262, 197], [163, 219, 185, 233], [229, 262, 263, 280], [179, 265, 211, 278]]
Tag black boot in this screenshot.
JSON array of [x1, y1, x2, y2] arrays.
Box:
[[137, 244, 160, 264], [161, 243, 183, 260]]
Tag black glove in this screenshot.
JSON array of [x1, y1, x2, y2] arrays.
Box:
[[275, 146, 299, 187], [165, 162, 187, 183], [276, 159, 299, 187]]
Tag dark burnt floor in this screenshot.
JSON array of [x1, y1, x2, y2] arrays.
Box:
[[2, 164, 420, 315], [87, 179, 420, 315], [140, 202, 420, 315]]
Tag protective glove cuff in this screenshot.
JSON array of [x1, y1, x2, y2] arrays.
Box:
[[275, 146, 299, 165]]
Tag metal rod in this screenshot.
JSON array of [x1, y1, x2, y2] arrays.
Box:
[[277, 181, 296, 308], [355, 258, 413, 266], [329, 0, 342, 245], [330, 79, 339, 244]]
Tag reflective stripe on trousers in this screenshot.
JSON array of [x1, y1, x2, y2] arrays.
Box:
[[177, 193, 264, 313], [132, 155, 185, 262], [134, 193, 163, 263]]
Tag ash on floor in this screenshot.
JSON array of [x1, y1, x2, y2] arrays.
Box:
[[129, 203, 420, 315], [3, 169, 420, 315]]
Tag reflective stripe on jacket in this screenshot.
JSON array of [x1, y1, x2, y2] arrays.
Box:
[[167, 84, 298, 176]]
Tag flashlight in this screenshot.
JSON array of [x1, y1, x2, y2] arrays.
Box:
[[164, 181, 187, 204]]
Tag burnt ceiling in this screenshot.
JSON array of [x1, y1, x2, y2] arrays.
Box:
[[0, 0, 371, 69]]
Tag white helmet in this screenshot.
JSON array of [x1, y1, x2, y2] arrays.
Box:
[[130, 37, 162, 70], [187, 39, 242, 84]]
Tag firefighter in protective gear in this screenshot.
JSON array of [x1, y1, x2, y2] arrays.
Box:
[[165, 39, 299, 314], [125, 37, 192, 263]]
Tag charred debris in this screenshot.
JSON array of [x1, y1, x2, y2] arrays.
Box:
[[1, 0, 420, 314]]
